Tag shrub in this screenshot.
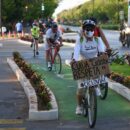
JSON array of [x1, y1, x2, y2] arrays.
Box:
[[12, 51, 51, 110]]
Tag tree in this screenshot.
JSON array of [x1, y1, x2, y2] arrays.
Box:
[[2, 0, 59, 24]]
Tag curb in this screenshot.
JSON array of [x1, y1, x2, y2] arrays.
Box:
[[7, 58, 58, 120], [108, 79, 130, 101], [18, 39, 75, 48]]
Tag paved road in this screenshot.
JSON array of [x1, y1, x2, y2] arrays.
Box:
[[0, 38, 130, 129], [62, 25, 130, 55]]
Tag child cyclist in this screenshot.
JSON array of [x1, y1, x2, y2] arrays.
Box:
[[72, 19, 106, 115]]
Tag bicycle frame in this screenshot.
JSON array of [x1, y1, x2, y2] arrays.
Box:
[[47, 46, 62, 74]]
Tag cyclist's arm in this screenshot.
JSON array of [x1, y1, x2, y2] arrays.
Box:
[[58, 36, 62, 44], [73, 36, 80, 61], [46, 38, 53, 46], [99, 27, 110, 49]]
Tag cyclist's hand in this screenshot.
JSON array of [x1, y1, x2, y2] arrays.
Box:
[[70, 58, 76, 65], [106, 48, 112, 57]]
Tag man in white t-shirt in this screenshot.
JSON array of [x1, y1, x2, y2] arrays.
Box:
[[72, 19, 106, 115], [45, 22, 63, 69]]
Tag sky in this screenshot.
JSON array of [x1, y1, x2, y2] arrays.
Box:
[[53, 0, 90, 17]]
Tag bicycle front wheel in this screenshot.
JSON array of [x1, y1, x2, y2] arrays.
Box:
[[54, 53, 62, 74], [87, 87, 97, 128], [100, 82, 108, 100]]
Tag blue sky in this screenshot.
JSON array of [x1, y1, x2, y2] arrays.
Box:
[[53, 0, 90, 17]]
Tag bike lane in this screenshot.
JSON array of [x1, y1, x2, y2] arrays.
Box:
[[1, 39, 130, 129], [31, 62, 130, 124]]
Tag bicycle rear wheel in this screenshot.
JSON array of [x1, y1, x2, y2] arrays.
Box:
[[100, 82, 108, 100], [54, 53, 62, 74], [33, 40, 36, 57], [87, 87, 97, 128]]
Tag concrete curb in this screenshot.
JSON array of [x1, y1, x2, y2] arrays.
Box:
[[108, 79, 130, 101], [18, 39, 44, 47], [7, 58, 58, 120]]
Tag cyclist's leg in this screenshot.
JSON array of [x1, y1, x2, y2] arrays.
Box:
[[45, 43, 52, 68], [52, 45, 60, 64], [76, 79, 85, 115]]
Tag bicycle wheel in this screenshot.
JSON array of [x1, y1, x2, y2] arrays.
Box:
[[33, 40, 36, 57], [100, 82, 108, 100], [82, 97, 88, 117], [54, 53, 62, 74], [87, 87, 97, 128]]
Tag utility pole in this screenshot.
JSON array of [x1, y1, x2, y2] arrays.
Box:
[[0, 0, 2, 36], [128, 0, 130, 26], [92, 0, 95, 16]]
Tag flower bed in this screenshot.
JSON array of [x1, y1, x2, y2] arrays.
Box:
[[7, 51, 58, 120], [12, 51, 51, 110]]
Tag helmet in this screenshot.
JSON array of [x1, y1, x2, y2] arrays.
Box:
[[51, 22, 58, 28], [82, 19, 95, 31], [32, 23, 37, 27], [90, 17, 97, 24]]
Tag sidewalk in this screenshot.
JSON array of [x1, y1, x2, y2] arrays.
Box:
[[0, 57, 28, 119]]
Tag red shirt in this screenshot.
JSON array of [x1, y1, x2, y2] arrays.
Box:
[[94, 26, 100, 37]]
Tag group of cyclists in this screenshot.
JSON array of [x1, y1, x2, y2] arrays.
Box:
[[30, 17, 111, 120]]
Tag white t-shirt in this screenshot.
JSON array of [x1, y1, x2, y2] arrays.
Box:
[[45, 28, 62, 43], [73, 35, 106, 61]]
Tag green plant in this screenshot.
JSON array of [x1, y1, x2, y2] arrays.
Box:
[[12, 51, 51, 110]]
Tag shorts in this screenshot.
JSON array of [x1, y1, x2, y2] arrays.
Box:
[[44, 42, 58, 51], [33, 37, 39, 40], [34, 37, 39, 40], [77, 79, 86, 96], [17, 30, 22, 33]]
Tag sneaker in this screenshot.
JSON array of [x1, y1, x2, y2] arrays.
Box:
[[30, 43, 33, 47], [96, 87, 101, 96], [75, 106, 82, 115], [48, 62, 51, 68], [36, 51, 39, 55]]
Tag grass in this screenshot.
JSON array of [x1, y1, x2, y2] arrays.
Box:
[[110, 63, 130, 76]]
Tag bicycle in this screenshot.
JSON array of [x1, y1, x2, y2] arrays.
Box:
[[46, 45, 62, 74], [30, 38, 37, 58], [81, 76, 107, 128], [71, 51, 108, 100]]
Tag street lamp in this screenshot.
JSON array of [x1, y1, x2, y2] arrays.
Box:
[[41, 3, 44, 19], [25, 5, 28, 12], [0, 0, 2, 36]]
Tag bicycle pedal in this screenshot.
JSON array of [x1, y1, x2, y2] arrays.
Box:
[[48, 67, 52, 71]]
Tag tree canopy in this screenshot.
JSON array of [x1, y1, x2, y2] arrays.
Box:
[[2, 0, 59, 24], [57, 0, 127, 24]]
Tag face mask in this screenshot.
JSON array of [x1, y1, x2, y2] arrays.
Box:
[[86, 31, 94, 38]]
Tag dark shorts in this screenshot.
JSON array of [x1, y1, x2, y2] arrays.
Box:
[[17, 30, 22, 33], [33, 37, 39, 40]]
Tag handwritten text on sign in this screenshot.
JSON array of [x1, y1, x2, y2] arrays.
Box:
[[71, 54, 110, 80]]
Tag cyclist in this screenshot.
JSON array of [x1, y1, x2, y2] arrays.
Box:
[[45, 22, 63, 69], [72, 19, 106, 115], [31, 23, 40, 55], [79, 17, 110, 50]]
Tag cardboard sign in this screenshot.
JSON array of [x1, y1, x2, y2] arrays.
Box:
[[71, 54, 111, 80]]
